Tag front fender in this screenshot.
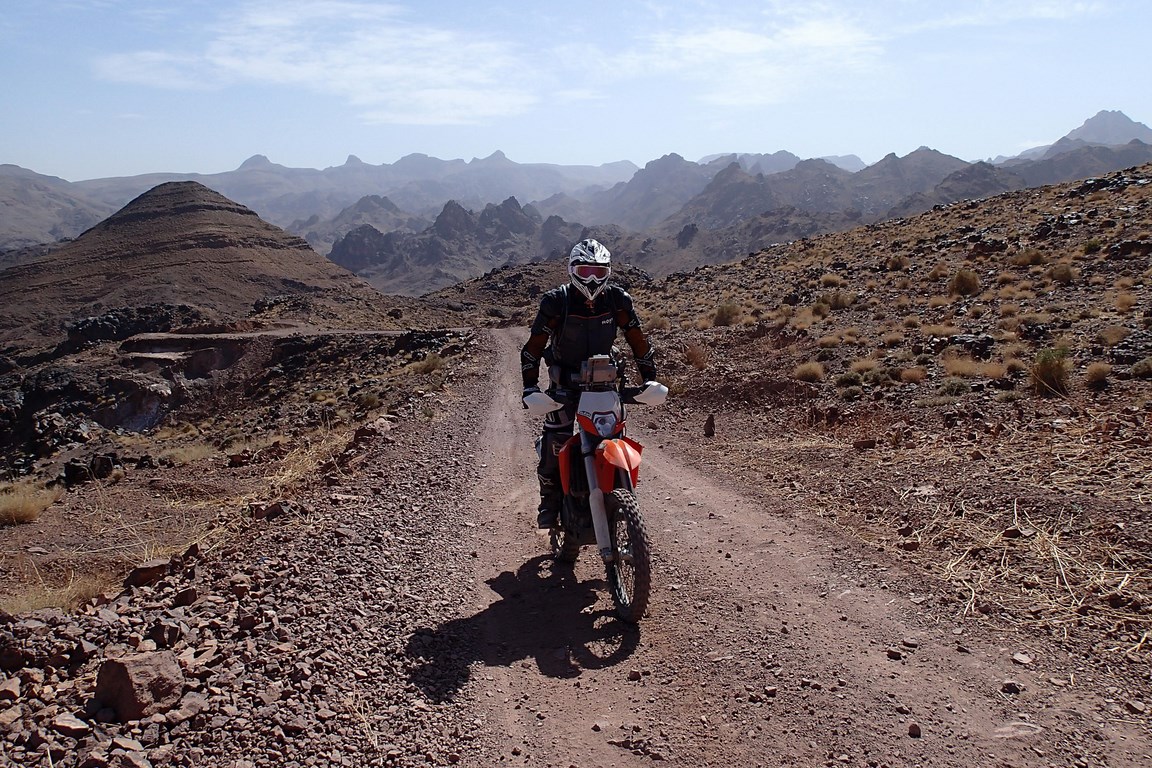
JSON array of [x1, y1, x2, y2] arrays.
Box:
[[596, 436, 644, 491]]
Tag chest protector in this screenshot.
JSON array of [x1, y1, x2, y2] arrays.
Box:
[[551, 285, 619, 372]]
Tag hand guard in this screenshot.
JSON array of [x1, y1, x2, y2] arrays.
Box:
[[521, 386, 540, 409]]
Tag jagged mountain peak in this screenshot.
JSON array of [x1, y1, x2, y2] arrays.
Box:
[[1066, 110, 1152, 145]]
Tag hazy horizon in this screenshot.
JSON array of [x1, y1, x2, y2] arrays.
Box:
[[4, 1, 1150, 182]]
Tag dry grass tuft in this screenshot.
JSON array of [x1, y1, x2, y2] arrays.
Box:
[[684, 340, 710, 370], [0, 571, 120, 614], [1116, 293, 1138, 313], [1048, 262, 1076, 285], [793, 361, 826, 382], [1084, 362, 1112, 386], [1098, 325, 1130, 346], [712, 302, 743, 327], [407, 352, 445, 374], [160, 442, 218, 466], [948, 268, 982, 297], [900, 367, 927, 384], [819, 273, 845, 287], [1031, 348, 1070, 397], [0, 482, 59, 526]]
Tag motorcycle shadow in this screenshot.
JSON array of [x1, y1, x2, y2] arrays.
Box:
[[405, 554, 640, 703]]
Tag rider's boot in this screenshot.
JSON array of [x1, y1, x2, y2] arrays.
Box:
[[536, 474, 562, 529]]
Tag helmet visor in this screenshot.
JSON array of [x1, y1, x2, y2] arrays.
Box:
[[572, 263, 610, 281]]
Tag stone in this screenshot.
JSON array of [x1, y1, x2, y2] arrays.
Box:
[[0, 676, 19, 701], [1011, 652, 1033, 666], [1001, 679, 1022, 694], [165, 692, 208, 725], [704, 414, 715, 437], [124, 560, 169, 589], [908, 722, 922, 738], [50, 712, 91, 738], [94, 651, 185, 721]]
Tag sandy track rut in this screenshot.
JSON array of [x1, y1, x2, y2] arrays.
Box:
[[455, 328, 1146, 768]]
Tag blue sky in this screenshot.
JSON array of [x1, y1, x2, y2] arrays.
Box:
[[3, 0, 1149, 181]]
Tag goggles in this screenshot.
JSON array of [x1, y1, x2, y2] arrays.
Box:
[[572, 263, 610, 281]]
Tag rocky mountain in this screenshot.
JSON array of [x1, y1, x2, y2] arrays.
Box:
[[0, 182, 395, 355], [288, 194, 430, 256], [1066, 109, 1152, 145], [63, 152, 637, 232], [327, 196, 604, 296], [997, 109, 1152, 163], [0, 165, 114, 251], [533, 153, 726, 232]]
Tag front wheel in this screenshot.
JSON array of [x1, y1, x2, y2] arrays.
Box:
[[605, 488, 652, 623]]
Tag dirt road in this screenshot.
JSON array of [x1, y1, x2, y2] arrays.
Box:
[[442, 329, 1148, 767]]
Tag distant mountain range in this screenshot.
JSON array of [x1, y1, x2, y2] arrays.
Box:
[[3, 110, 1151, 295]]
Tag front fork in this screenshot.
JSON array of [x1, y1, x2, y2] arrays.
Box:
[[581, 431, 625, 563]]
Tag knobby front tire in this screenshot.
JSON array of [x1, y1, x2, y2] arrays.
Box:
[[605, 488, 652, 623], [550, 523, 581, 564]]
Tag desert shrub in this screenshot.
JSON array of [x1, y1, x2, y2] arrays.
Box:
[[647, 314, 671, 331], [1116, 293, 1137, 313], [1082, 239, 1102, 255], [1011, 248, 1048, 266], [967, 304, 988, 319], [863, 367, 895, 387], [835, 372, 862, 388], [1085, 362, 1112, 387], [161, 442, 217, 466], [881, 331, 904, 347], [928, 296, 952, 308], [793, 361, 826, 382], [1006, 358, 1030, 375], [817, 334, 842, 349], [948, 268, 982, 297], [927, 262, 950, 280], [309, 389, 338, 404], [1098, 325, 1130, 346], [713, 302, 743, 327], [902, 315, 920, 329], [1000, 303, 1020, 318], [900, 367, 926, 384], [0, 483, 57, 526], [840, 386, 863, 401], [1131, 357, 1152, 379], [942, 357, 983, 377], [820, 273, 844, 287], [921, 324, 960, 337], [996, 271, 1017, 285], [937, 377, 970, 396], [1031, 348, 1070, 397], [683, 340, 710, 370], [849, 359, 878, 373], [895, 277, 911, 290], [810, 302, 831, 319], [1048, 262, 1075, 285], [822, 291, 858, 310], [885, 255, 910, 271], [408, 352, 445, 374], [353, 391, 382, 410]]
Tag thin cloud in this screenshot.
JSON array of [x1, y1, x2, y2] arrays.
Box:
[[93, 0, 537, 124], [608, 17, 884, 107]]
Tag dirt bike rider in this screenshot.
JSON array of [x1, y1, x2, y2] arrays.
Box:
[[521, 238, 658, 529]]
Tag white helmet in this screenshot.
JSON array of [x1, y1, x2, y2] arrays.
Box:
[[569, 238, 611, 301]]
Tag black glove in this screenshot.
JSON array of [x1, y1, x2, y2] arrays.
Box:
[[521, 386, 539, 409]]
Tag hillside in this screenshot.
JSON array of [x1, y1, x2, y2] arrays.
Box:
[[0, 182, 405, 355]]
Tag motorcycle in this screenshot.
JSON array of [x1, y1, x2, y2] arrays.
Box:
[[524, 354, 668, 622]]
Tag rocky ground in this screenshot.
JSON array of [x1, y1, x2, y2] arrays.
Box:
[[2, 328, 1150, 767]]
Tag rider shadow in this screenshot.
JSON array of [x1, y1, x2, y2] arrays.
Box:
[[405, 554, 640, 703]]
